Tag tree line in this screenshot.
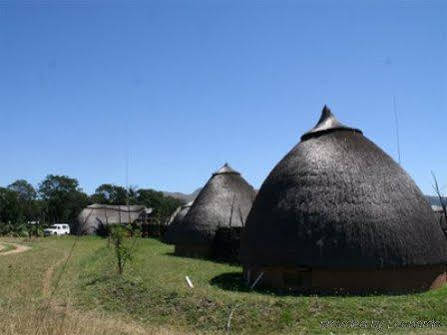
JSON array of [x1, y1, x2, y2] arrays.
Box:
[[0, 175, 184, 236]]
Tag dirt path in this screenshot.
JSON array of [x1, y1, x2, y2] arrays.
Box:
[[42, 251, 69, 297], [0, 242, 31, 256]]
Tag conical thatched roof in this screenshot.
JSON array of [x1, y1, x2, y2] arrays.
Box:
[[241, 106, 447, 269], [166, 164, 256, 246]]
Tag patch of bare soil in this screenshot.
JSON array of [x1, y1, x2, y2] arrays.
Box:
[[0, 242, 31, 256]]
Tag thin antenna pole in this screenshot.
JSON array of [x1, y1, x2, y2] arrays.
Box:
[[393, 95, 401, 165], [126, 147, 129, 206], [125, 113, 130, 207], [125, 115, 131, 229]]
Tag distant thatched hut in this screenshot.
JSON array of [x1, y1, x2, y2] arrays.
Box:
[[78, 204, 152, 235], [240, 106, 447, 293], [163, 201, 193, 241], [167, 201, 193, 227], [165, 164, 256, 258]]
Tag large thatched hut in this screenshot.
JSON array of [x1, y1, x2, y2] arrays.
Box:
[[78, 204, 152, 235], [165, 163, 256, 258], [240, 106, 447, 293]]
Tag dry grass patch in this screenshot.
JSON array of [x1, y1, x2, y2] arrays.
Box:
[[0, 298, 187, 335]]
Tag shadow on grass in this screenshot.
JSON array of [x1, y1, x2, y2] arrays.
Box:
[[210, 272, 275, 295], [210, 272, 416, 297]]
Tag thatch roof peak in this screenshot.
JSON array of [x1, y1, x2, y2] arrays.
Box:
[[301, 105, 362, 140], [212, 163, 240, 176]]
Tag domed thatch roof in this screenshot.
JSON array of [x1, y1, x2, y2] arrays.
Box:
[[241, 106, 447, 269], [78, 204, 150, 234], [163, 202, 193, 243], [166, 201, 193, 226], [167, 164, 256, 246]]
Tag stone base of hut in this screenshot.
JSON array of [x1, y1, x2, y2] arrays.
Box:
[[175, 244, 211, 258], [243, 265, 446, 293]]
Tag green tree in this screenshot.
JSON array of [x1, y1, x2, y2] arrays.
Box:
[[136, 189, 184, 224], [7, 179, 40, 222], [7, 179, 37, 201], [0, 187, 23, 224], [91, 184, 129, 205], [38, 175, 89, 227]]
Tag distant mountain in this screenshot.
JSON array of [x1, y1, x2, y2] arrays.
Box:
[[425, 195, 447, 207], [163, 188, 202, 203]]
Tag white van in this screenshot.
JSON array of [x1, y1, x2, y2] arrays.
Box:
[[44, 224, 70, 236]]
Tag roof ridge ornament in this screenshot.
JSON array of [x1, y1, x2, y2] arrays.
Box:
[[301, 105, 362, 141], [212, 163, 240, 176]]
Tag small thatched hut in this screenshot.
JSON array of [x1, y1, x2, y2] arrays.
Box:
[[240, 106, 447, 293], [433, 206, 447, 238], [167, 201, 193, 227], [163, 201, 193, 242], [165, 163, 256, 258], [78, 204, 152, 235]]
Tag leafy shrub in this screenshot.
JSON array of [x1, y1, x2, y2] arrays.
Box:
[[109, 225, 135, 275]]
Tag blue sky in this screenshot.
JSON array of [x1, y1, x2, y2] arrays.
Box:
[[0, 0, 446, 195]]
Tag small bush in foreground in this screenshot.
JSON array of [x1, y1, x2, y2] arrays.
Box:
[[110, 225, 136, 275]]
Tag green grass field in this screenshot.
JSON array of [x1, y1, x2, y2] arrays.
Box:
[[1, 237, 446, 335]]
